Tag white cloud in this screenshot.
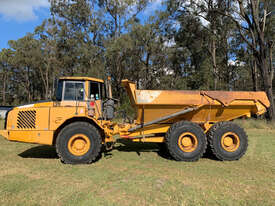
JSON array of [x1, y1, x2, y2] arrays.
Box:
[[0, 0, 50, 22]]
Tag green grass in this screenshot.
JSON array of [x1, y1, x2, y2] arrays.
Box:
[[234, 118, 275, 130], [0, 121, 274, 206]]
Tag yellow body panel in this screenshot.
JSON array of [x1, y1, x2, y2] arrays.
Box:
[[132, 137, 164, 142], [49, 106, 87, 131], [58, 101, 87, 107], [1, 100, 108, 145], [8, 131, 54, 145], [128, 124, 170, 137], [5, 107, 49, 131]]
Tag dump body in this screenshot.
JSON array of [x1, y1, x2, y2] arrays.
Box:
[[122, 80, 270, 140]]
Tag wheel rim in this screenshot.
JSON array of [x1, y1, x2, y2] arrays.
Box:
[[221, 132, 240, 152], [178, 132, 198, 152], [68, 134, 91, 156]]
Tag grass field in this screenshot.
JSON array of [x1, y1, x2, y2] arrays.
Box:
[[0, 119, 274, 206]]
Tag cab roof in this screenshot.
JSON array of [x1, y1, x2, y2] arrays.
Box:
[[59, 76, 104, 83]]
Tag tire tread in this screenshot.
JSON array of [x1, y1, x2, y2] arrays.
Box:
[[165, 121, 207, 162], [56, 122, 102, 164], [207, 122, 248, 161]]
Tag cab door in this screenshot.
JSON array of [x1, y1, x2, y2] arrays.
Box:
[[89, 81, 104, 119]]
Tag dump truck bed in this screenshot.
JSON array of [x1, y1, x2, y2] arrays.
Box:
[[122, 80, 270, 125]]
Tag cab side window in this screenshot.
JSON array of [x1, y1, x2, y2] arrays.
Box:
[[64, 81, 85, 101], [90, 82, 101, 100]]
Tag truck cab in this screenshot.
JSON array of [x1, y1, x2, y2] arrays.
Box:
[[55, 77, 107, 119], [57, 77, 104, 100], [0, 76, 115, 146]]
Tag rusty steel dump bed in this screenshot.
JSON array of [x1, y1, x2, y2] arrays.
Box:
[[122, 80, 270, 127]]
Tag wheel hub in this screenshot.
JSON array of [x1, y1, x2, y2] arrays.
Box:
[[221, 132, 240, 152], [182, 137, 192, 147], [74, 139, 86, 150], [223, 137, 233, 146], [178, 132, 198, 152], [68, 134, 91, 156]]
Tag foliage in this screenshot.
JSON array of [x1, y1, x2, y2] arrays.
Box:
[[0, 0, 274, 119]]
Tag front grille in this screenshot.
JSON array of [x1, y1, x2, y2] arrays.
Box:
[[17, 110, 36, 129]]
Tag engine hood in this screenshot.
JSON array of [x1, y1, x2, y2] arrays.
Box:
[[16, 101, 54, 109]]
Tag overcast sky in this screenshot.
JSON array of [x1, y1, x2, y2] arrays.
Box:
[[0, 0, 164, 49]]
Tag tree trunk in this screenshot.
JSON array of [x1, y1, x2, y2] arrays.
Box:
[[2, 74, 6, 105], [257, 55, 274, 120], [251, 59, 258, 91], [267, 41, 274, 119], [144, 52, 151, 89], [27, 66, 32, 103], [211, 39, 218, 90], [264, 75, 274, 120], [45, 63, 49, 100]]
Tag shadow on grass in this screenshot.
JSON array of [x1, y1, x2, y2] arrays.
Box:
[[113, 139, 173, 160], [17, 140, 218, 161], [18, 145, 58, 159], [202, 148, 218, 161], [113, 139, 218, 161]]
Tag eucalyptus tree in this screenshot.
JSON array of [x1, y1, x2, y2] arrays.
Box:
[[49, 0, 151, 97], [166, 0, 236, 90], [0, 49, 13, 105], [217, 0, 275, 119], [6, 35, 44, 102], [50, 0, 106, 77]]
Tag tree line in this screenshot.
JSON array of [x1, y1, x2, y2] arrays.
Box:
[[0, 0, 274, 119]]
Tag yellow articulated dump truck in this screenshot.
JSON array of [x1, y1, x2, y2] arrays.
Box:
[[0, 77, 270, 164]]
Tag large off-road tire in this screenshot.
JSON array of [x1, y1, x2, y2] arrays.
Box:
[[207, 122, 248, 161], [56, 122, 102, 164], [165, 121, 207, 162]]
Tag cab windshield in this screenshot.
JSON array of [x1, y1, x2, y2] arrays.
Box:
[[56, 80, 85, 101]]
